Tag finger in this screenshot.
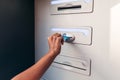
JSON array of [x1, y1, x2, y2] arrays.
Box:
[[48, 36, 52, 47], [48, 35, 54, 47], [53, 33, 61, 37], [53, 33, 58, 36], [56, 37, 62, 46], [59, 36, 64, 45], [53, 36, 57, 45], [57, 36, 64, 45], [56, 33, 61, 37]]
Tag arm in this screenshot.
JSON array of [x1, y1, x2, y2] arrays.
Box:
[[11, 33, 63, 80]]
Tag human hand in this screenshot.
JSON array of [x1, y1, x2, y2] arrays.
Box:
[[48, 33, 64, 57]]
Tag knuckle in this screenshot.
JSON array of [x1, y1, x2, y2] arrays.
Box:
[[48, 37, 50, 40]]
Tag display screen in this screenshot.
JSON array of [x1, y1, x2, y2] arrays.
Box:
[[51, 0, 80, 5]]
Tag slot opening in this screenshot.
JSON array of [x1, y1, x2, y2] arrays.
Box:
[[58, 5, 82, 11], [54, 61, 86, 71]]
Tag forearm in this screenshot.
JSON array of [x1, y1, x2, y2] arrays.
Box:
[[11, 33, 63, 80], [11, 51, 57, 80]]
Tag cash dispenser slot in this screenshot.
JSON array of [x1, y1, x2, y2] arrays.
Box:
[[58, 5, 82, 11], [52, 56, 91, 76]]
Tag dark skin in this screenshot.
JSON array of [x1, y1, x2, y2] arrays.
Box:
[[11, 33, 64, 80]]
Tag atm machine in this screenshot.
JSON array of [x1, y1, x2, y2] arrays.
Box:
[[35, 0, 120, 80]]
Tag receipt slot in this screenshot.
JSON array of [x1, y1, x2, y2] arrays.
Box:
[[50, 0, 94, 14], [52, 56, 91, 76]]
